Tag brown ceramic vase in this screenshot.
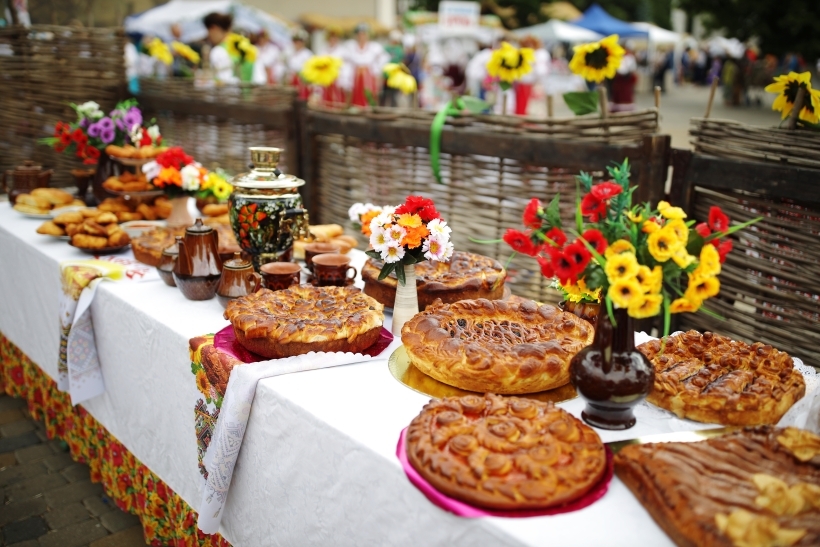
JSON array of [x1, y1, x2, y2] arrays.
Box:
[[569, 308, 654, 430]]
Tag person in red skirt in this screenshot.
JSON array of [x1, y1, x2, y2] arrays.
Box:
[[319, 27, 351, 107], [287, 30, 313, 100], [611, 46, 638, 112], [515, 35, 550, 116], [344, 24, 388, 108]]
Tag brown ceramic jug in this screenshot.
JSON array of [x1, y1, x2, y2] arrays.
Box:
[[157, 238, 180, 287], [217, 252, 262, 308], [173, 218, 223, 300], [3, 160, 53, 204]]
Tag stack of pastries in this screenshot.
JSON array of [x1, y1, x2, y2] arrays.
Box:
[[97, 197, 172, 223], [13, 188, 82, 215], [38, 209, 130, 249]]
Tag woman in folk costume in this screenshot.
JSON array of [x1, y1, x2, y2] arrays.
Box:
[[345, 24, 389, 107], [318, 27, 351, 105], [287, 30, 313, 100], [514, 35, 550, 116], [203, 12, 238, 84]]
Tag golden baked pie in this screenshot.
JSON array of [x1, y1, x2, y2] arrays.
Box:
[[132, 224, 239, 266], [363, 251, 506, 310], [402, 299, 594, 394], [615, 427, 820, 547], [224, 285, 384, 358], [638, 331, 805, 425], [406, 393, 606, 510]]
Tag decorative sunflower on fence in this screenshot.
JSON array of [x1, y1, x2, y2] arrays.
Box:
[[301, 56, 342, 87], [764, 71, 820, 124], [224, 33, 257, 63], [171, 41, 200, 65], [569, 34, 624, 84], [486, 41, 534, 89], [146, 37, 173, 65], [384, 63, 417, 95]]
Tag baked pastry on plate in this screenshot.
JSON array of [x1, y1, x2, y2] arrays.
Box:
[[363, 251, 506, 310], [224, 285, 385, 358], [406, 393, 606, 510], [401, 298, 594, 394], [615, 426, 820, 547], [638, 331, 805, 425]]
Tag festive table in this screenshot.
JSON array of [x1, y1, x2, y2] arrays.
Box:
[[0, 203, 815, 547]]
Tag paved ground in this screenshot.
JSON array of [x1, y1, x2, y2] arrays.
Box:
[[0, 394, 146, 547]]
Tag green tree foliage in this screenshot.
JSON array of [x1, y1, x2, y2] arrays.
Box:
[[678, 0, 820, 61]]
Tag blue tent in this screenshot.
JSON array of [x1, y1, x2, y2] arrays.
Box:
[[572, 4, 648, 38]]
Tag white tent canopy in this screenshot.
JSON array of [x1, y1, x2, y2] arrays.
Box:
[[124, 0, 292, 48], [629, 22, 682, 45], [513, 20, 603, 44]]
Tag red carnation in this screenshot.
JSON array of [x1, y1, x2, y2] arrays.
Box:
[[708, 206, 729, 232], [74, 143, 86, 159], [715, 239, 732, 263], [140, 131, 152, 147], [71, 128, 85, 142], [580, 193, 607, 222], [590, 181, 623, 201], [59, 132, 72, 145], [395, 195, 440, 222], [157, 146, 193, 169], [545, 227, 567, 247], [536, 255, 555, 278], [564, 239, 592, 272], [83, 146, 100, 164], [522, 198, 542, 229], [695, 222, 711, 238], [581, 228, 607, 254], [503, 228, 541, 257]]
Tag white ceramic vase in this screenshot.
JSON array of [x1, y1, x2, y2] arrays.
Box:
[[391, 263, 419, 337], [167, 195, 194, 228]]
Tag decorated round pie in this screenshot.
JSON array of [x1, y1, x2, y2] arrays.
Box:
[[638, 331, 805, 425], [406, 393, 606, 510], [362, 251, 506, 310], [224, 285, 385, 358], [401, 299, 594, 394]]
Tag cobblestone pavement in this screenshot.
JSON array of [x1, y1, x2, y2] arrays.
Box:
[[0, 394, 146, 547]]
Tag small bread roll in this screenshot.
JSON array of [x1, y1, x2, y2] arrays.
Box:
[[69, 199, 87, 207], [13, 203, 48, 215], [72, 234, 108, 249], [37, 221, 65, 236], [53, 211, 84, 225], [116, 212, 144, 222], [98, 199, 130, 213], [202, 203, 229, 217], [119, 171, 136, 183], [107, 230, 130, 247], [136, 203, 157, 221], [309, 224, 344, 241], [32, 188, 73, 205], [81, 219, 108, 236], [94, 212, 118, 225], [81, 208, 101, 218], [16, 194, 52, 209], [122, 181, 148, 192]]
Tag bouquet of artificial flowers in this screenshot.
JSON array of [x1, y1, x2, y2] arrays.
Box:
[[503, 159, 760, 334], [354, 196, 454, 285], [142, 147, 207, 197]]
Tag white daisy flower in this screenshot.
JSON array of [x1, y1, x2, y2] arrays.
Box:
[[141, 160, 160, 181], [427, 218, 452, 238], [441, 241, 454, 262], [370, 225, 390, 251], [180, 164, 202, 191], [348, 203, 365, 222], [382, 241, 405, 263], [146, 124, 161, 141], [387, 224, 406, 243], [372, 211, 394, 230]]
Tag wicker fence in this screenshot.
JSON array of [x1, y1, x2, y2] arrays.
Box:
[[0, 25, 125, 186]]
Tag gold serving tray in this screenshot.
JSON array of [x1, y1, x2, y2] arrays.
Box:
[[606, 426, 740, 453], [388, 345, 577, 404]]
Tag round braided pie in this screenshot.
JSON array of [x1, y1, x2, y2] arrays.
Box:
[[362, 251, 506, 310], [224, 286, 384, 358], [406, 393, 606, 510], [638, 331, 805, 425], [401, 299, 594, 394]]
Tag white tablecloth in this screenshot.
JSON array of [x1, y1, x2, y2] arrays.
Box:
[[1, 202, 780, 546]]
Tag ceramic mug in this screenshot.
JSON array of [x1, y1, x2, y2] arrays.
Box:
[[312, 254, 356, 287], [260, 261, 302, 291], [304, 242, 340, 272]]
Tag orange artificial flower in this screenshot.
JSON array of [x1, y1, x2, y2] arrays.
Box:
[[155, 166, 182, 188], [397, 213, 423, 229], [401, 223, 430, 249], [360, 210, 381, 236]]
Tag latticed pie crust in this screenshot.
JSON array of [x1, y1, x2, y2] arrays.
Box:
[[362, 251, 506, 310], [224, 286, 384, 358], [406, 393, 606, 510], [401, 299, 594, 394], [638, 331, 805, 425]]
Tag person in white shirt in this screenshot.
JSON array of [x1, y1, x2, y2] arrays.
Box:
[[203, 12, 237, 84], [286, 30, 313, 100], [252, 31, 282, 85], [318, 27, 351, 105], [344, 24, 388, 107], [515, 36, 550, 116], [611, 46, 638, 111]]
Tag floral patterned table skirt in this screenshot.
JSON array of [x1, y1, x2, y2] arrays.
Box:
[[0, 332, 231, 547]]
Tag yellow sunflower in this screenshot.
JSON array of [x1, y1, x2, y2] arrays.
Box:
[[384, 63, 417, 94], [642, 219, 660, 234], [212, 179, 233, 201], [626, 210, 643, 223], [672, 247, 696, 269], [628, 292, 663, 319], [635, 265, 663, 295], [147, 38, 173, 65], [685, 274, 720, 302], [604, 239, 635, 258], [694, 244, 721, 278], [486, 42, 535, 84], [764, 71, 820, 124], [301, 55, 342, 87], [224, 33, 257, 62], [195, 369, 210, 397], [569, 34, 625, 83], [561, 278, 601, 303], [604, 252, 640, 283], [608, 277, 643, 309], [670, 296, 700, 314], [171, 41, 200, 64], [657, 200, 687, 220], [647, 224, 684, 262]]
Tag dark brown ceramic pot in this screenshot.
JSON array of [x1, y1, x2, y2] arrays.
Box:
[[3, 160, 53, 204], [569, 308, 654, 430], [217, 252, 262, 307], [157, 238, 179, 287], [173, 218, 223, 300]]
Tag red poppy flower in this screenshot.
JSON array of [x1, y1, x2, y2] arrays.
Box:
[[503, 228, 541, 257], [71, 128, 85, 142], [59, 132, 72, 145], [564, 240, 591, 272], [395, 195, 440, 222], [545, 246, 580, 285], [156, 146, 193, 169], [545, 227, 567, 247], [140, 131, 152, 147], [74, 144, 86, 159], [590, 181, 623, 201], [536, 255, 554, 278], [522, 198, 542, 229], [695, 222, 711, 238], [581, 228, 607, 254], [55, 143, 67, 153], [715, 239, 733, 263], [708, 206, 729, 232], [85, 146, 100, 160], [580, 194, 607, 222]]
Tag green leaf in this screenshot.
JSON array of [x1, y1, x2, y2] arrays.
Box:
[[504, 251, 517, 269], [545, 195, 562, 228], [365, 250, 382, 260], [605, 296, 617, 327], [563, 91, 599, 116], [377, 262, 396, 280], [460, 95, 491, 114], [499, 81, 512, 91], [697, 305, 725, 320], [662, 293, 671, 339], [704, 216, 763, 242], [429, 101, 451, 185], [364, 89, 378, 107], [686, 232, 705, 257], [585, 265, 607, 290], [396, 262, 406, 285]]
